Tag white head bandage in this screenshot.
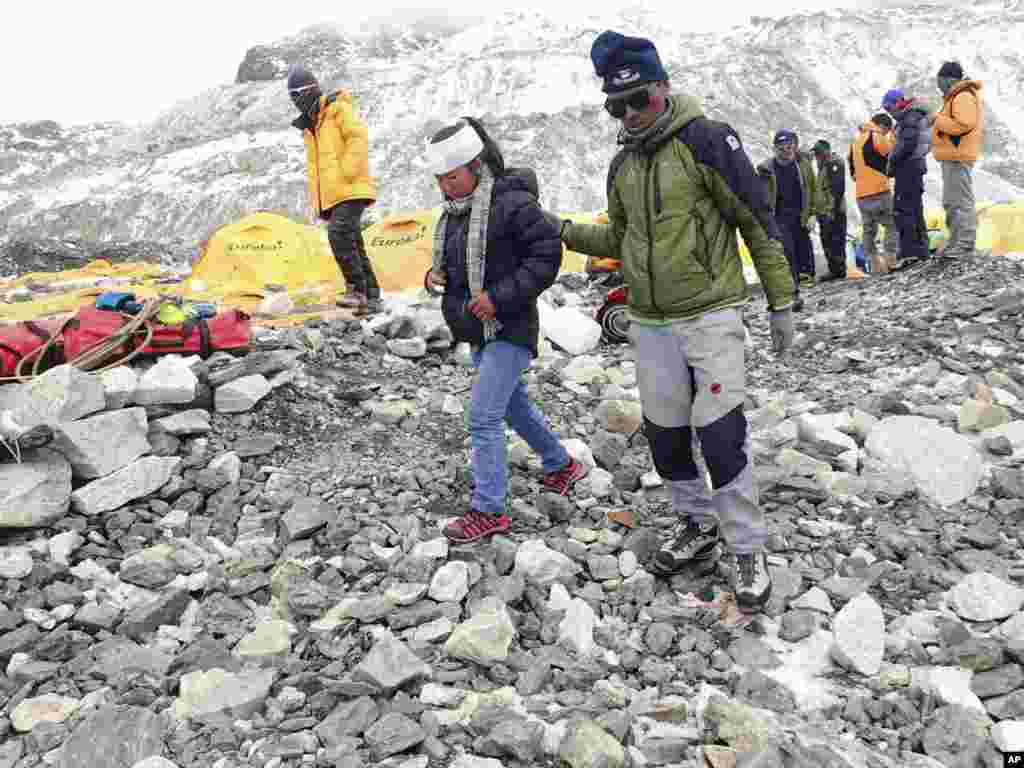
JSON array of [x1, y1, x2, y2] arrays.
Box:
[[424, 123, 485, 176]]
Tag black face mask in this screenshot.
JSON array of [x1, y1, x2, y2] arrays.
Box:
[[604, 86, 654, 119], [289, 85, 321, 116]]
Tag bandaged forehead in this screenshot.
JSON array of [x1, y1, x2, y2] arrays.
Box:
[[425, 125, 484, 176]]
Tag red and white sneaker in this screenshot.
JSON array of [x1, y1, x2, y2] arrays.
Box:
[[542, 458, 587, 495], [443, 509, 511, 544]]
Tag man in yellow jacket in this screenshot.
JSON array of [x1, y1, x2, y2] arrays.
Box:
[[288, 64, 381, 313], [847, 113, 898, 272], [930, 61, 984, 259]]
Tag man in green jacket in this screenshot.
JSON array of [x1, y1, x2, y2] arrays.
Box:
[[544, 31, 795, 612]]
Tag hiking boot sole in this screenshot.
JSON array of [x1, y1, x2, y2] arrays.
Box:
[[736, 582, 773, 613], [650, 546, 721, 577], [443, 518, 511, 545]]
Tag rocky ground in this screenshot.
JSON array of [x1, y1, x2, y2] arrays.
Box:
[[3, 252, 1024, 768]]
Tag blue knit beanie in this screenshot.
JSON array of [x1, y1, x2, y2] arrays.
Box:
[[590, 31, 668, 95]]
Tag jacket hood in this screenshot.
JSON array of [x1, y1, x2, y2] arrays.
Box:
[[493, 172, 536, 198], [291, 90, 351, 131], [662, 94, 705, 137], [946, 79, 983, 100], [625, 94, 705, 152]]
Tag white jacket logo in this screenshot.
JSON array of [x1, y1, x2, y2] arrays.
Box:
[[611, 68, 640, 86]]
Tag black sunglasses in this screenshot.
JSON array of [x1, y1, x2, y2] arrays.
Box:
[[604, 86, 654, 119]]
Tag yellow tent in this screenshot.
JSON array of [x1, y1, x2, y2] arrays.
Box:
[[362, 210, 440, 292], [190, 211, 343, 296], [925, 200, 1024, 255]]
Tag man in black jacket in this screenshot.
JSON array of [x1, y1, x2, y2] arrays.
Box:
[[812, 140, 848, 279], [883, 88, 931, 263]]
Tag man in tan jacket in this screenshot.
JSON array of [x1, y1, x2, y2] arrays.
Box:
[[930, 61, 984, 259]]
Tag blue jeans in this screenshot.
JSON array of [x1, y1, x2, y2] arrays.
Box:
[[471, 341, 571, 515]]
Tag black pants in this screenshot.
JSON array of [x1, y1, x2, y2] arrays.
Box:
[[775, 211, 814, 291], [818, 210, 848, 278], [326, 200, 380, 300], [893, 167, 929, 260]]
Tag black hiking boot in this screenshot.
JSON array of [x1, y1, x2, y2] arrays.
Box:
[[652, 519, 721, 575]]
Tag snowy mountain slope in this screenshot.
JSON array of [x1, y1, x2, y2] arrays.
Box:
[[1, 2, 1022, 250]]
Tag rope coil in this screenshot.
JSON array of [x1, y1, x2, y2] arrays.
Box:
[[1, 297, 165, 383]]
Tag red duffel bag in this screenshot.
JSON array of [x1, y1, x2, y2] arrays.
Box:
[[0, 320, 64, 378], [63, 306, 252, 363]]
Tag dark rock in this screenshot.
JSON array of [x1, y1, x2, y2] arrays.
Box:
[[119, 589, 190, 639], [59, 705, 165, 768]]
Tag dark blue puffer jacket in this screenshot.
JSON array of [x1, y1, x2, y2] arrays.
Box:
[[439, 172, 562, 357], [890, 105, 932, 173]]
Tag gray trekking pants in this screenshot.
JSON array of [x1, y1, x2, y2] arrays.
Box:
[[858, 191, 898, 261], [630, 308, 766, 555], [941, 160, 977, 256]]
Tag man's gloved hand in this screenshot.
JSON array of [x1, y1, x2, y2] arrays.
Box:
[[541, 210, 567, 239], [769, 308, 794, 355]]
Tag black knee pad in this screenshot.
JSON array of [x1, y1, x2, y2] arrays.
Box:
[[696, 405, 748, 489], [643, 417, 698, 481]]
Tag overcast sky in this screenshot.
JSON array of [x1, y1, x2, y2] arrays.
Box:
[[3, 0, 884, 127]]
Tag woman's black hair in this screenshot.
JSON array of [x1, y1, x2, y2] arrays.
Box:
[[428, 117, 505, 177]]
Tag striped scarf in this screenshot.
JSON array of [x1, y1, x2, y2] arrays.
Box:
[[431, 165, 500, 342]]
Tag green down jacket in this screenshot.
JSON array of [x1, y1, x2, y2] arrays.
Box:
[[563, 95, 795, 321]]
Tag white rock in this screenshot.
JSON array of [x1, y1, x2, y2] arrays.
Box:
[[790, 586, 835, 615], [429, 561, 470, 603], [795, 413, 858, 454], [208, 452, 241, 485], [0, 546, 33, 579], [992, 720, 1024, 753], [559, 596, 598, 656], [387, 337, 428, 358], [831, 592, 885, 676], [50, 407, 151, 479], [514, 539, 579, 585], [98, 365, 138, 410], [214, 374, 272, 413], [71, 456, 181, 516], [538, 301, 602, 356], [444, 598, 516, 664], [134, 358, 198, 406], [8, 364, 106, 428], [618, 550, 639, 579], [948, 572, 1024, 622], [911, 666, 985, 713], [411, 538, 449, 559], [48, 530, 84, 565], [150, 409, 211, 436], [561, 355, 609, 385], [130, 758, 181, 768], [0, 448, 72, 529], [595, 399, 644, 435], [864, 415, 984, 506], [584, 467, 615, 498], [419, 683, 467, 707], [10, 694, 80, 732]]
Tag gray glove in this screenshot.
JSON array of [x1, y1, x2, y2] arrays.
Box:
[[542, 210, 567, 238], [769, 308, 794, 355]]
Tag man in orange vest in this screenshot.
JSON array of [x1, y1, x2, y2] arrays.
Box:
[[288, 64, 382, 314], [930, 61, 984, 259], [847, 113, 898, 272]]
